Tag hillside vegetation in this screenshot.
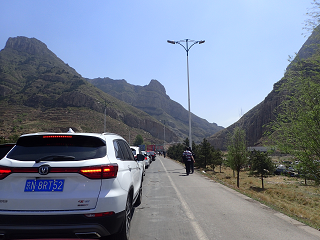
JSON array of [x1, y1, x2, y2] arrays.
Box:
[[0, 36, 177, 143]]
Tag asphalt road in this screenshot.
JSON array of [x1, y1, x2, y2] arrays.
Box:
[[130, 155, 320, 240]]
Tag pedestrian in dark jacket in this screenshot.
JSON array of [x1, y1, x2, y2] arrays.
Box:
[[182, 147, 195, 175]]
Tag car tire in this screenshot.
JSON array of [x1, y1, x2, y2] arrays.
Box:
[[100, 194, 133, 240], [134, 183, 142, 207], [108, 195, 132, 240]]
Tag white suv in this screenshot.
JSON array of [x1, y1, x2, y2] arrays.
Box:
[[0, 131, 144, 240]]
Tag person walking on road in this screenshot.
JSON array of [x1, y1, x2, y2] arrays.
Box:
[[183, 147, 195, 175]]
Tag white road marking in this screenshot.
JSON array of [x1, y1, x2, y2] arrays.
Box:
[[159, 158, 209, 240]]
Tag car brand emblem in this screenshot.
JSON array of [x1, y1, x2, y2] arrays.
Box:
[[39, 165, 50, 175]]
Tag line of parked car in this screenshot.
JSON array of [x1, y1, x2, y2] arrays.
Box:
[[274, 161, 300, 177], [130, 146, 156, 172], [0, 130, 157, 240]]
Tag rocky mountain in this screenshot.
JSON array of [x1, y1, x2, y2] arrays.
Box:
[[208, 28, 320, 150], [0, 36, 178, 144], [87, 77, 224, 143]]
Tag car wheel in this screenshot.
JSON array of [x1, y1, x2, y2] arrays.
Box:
[[134, 183, 142, 207], [105, 195, 132, 240], [125, 195, 133, 239]]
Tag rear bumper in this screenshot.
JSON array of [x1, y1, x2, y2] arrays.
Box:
[[0, 211, 125, 239]]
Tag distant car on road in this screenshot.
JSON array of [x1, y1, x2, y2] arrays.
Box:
[[147, 151, 156, 161], [0, 131, 144, 240], [141, 150, 151, 168]]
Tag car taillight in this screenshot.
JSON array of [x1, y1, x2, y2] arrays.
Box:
[[0, 167, 12, 180], [0, 164, 118, 180], [80, 164, 118, 179]]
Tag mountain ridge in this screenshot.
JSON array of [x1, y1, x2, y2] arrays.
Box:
[[87, 77, 224, 143], [0, 36, 178, 144]]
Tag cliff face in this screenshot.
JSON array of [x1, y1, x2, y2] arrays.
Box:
[[0, 36, 178, 143], [208, 89, 282, 150], [208, 28, 320, 150]]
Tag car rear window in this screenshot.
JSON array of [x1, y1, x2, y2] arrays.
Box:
[[7, 135, 106, 161]]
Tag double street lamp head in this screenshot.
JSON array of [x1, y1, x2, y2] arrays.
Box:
[[167, 39, 205, 45]]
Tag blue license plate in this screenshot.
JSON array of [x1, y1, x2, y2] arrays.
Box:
[[24, 179, 65, 192]]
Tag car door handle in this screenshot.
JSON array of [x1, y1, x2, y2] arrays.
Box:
[[128, 166, 132, 171]]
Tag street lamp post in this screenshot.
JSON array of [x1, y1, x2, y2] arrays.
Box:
[[160, 120, 166, 151], [163, 120, 165, 151], [167, 39, 205, 150], [104, 100, 106, 133], [129, 129, 131, 145]]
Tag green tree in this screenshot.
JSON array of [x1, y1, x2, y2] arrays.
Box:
[[249, 150, 274, 189], [183, 137, 196, 151], [304, 0, 320, 34], [133, 134, 143, 146], [167, 143, 185, 162], [268, 58, 320, 183], [197, 138, 213, 168], [227, 127, 248, 188], [295, 162, 310, 185], [213, 149, 223, 173]]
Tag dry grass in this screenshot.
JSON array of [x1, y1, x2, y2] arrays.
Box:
[[203, 166, 320, 230]]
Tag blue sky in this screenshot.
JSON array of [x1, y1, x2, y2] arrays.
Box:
[[0, 0, 314, 127]]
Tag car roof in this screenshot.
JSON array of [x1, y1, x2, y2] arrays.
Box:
[[130, 146, 140, 150], [19, 132, 124, 141]]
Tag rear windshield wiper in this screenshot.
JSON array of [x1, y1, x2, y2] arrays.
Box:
[[36, 155, 76, 163]]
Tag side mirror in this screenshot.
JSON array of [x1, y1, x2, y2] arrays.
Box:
[[136, 154, 145, 161]]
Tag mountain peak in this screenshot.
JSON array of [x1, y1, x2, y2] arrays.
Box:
[[5, 36, 53, 56], [145, 79, 166, 94], [2, 36, 80, 77]]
